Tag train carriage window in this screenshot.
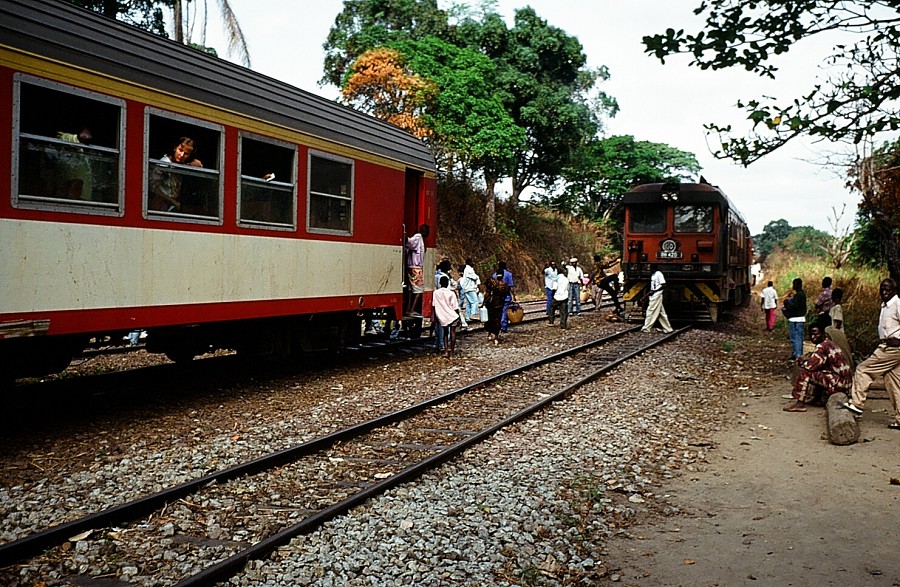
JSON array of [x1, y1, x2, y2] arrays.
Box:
[[308, 152, 353, 234], [628, 206, 666, 233], [674, 205, 714, 233], [13, 75, 124, 214], [238, 134, 297, 229], [145, 110, 222, 222]]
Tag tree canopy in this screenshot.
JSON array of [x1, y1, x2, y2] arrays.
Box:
[[643, 1, 900, 166], [325, 2, 622, 210], [553, 135, 700, 220], [455, 7, 618, 201], [342, 46, 437, 138], [66, 0, 171, 35], [323, 0, 449, 88], [848, 139, 900, 280], [66, 0, 250, 65], [753, 219, 831, 259]]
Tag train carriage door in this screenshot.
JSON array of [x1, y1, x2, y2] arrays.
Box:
[[402, 169, 432, 319]]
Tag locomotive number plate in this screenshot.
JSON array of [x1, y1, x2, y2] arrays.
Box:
[[657, 251, 683, 259]]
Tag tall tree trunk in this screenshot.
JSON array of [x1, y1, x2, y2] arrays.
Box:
[[173, 0, 184, 43], [100, 0, 118, 18], [483, 170, 497, 230], [511, 166, 528, 205]]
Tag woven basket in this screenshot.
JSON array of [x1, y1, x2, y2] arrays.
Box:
[[506, 303, 524, 324]]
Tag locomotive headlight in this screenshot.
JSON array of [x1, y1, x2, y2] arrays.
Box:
[[701, 265, 712, 272]]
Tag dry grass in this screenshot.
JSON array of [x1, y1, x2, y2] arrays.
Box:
[[759, 252, 887, 358], [435, 178, 605, 299]]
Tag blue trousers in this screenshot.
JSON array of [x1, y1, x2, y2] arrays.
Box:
[[545, 287, 554, 314], [434, 321, 445, 350], [463, 290, 479, 319], [568, 283, 581, 315], [789, 320, 805, 358], [500, 297, 511, 332]]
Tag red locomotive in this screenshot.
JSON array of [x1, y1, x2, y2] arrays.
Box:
[[621, 180, 752, 322], [0, 0, 437, 380]]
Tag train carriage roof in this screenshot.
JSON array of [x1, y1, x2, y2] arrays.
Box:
[[623, 182, 748, 226], [0, 0, 436, 173]]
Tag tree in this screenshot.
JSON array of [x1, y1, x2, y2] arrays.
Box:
[[753, 219, 793, 256], [849, 213, 886, 269], [782, 226, 829, 258], [65, 0, 171, 35], [455, 7, 618, 203], [66, 0, 249, 66], [322, 0, 449, 88], [820, 204, 856, 269], [391, 38, 525, 185], [341, 46, 437, 138], [342, 38, 526, 225], [848, 138, 900, 281], [643, 1, 900, 166], [554, 135, 700, 220], [172, 0, 250, 67], [325, 2, 616, 215]]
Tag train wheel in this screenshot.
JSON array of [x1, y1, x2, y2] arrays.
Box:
[[3, 337, 80, 380], [164, 349, 196, 365]]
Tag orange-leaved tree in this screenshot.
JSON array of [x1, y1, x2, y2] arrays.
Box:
[[341, 47, 436, 139]]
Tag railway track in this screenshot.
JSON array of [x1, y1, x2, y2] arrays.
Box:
[[11, 294, 616, 395], [0, 324, 688, 586]]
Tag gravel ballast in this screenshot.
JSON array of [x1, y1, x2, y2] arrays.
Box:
[[0, 308, 782, 586]]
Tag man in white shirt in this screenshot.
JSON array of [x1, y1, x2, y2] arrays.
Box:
[[543, 261, 558, 316], [760, 280, 778, 331], [842, 278, 900, 430], [641, 264, 673, 333], [549, 271, 570, 329], [460, 259, 481, 322], [565, 258, 585, 316]]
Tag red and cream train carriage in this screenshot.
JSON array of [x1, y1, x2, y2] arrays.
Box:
[[0, 0, 437, 380]]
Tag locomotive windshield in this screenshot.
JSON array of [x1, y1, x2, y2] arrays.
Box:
[[628, 206, 666, 233], [674, 205, 713, 233]]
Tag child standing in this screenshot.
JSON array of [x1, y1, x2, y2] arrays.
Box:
[[433, 275, 461, 357]]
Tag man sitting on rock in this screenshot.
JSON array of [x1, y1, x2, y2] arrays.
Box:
[[784, 323, 853, 412]]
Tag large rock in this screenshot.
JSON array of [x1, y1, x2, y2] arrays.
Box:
[[826, 392, 860, 445]]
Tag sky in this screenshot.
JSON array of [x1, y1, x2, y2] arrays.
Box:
[[196, 0, 861, 236]]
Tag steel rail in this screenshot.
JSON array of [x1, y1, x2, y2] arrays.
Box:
[[0, 326, 640, 566], [176, 325, 689, 586], [0, 325, 684, 579]]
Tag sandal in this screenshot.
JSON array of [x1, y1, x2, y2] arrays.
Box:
[[888, 423, 900, 430], [782, 402, 807, 412]]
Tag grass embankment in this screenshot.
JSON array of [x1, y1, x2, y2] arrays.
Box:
[[759, 254, 887, 359], [435, 179, 603, 299]]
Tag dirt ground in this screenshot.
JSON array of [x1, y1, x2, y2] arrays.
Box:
[[606, 376, 900, 587]]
